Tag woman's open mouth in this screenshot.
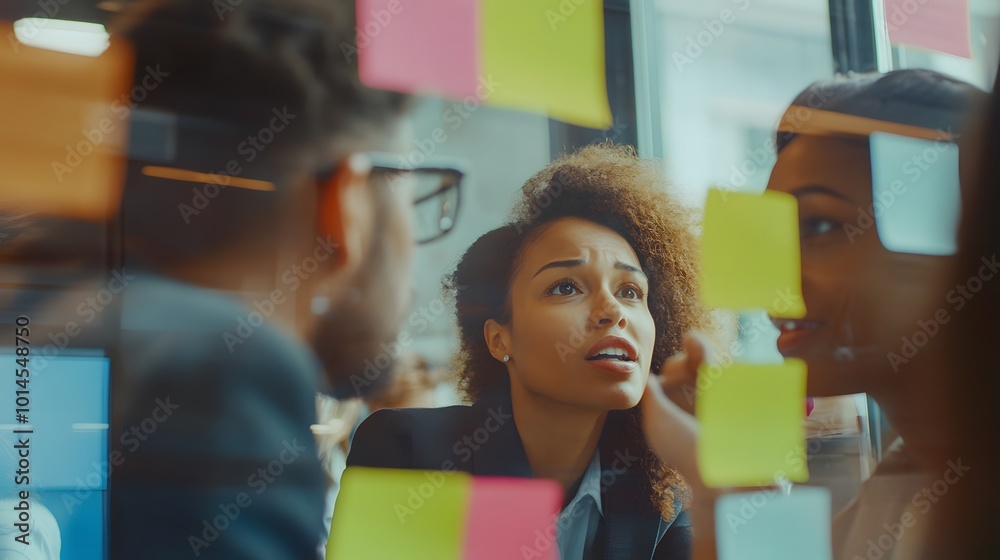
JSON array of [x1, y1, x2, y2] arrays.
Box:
[[771, 318, 823, 353], [585, 336, 639, 374]]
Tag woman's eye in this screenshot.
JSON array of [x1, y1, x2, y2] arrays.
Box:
[[800, 217, 841, 239], [617, 286, 642, 300], [549, 282, 579, 296]]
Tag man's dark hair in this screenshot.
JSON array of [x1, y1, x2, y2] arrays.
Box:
[[112, 0, 411, 266], [777, 69, 986, 153]]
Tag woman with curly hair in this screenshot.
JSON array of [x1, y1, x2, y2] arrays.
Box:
[[347, 143, 719, 559]]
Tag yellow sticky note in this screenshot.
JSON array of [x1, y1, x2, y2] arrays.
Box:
[[481, 0, 612, 129], [700, 189, 806, 317], [696, 359, 809, 488], [327, 468, 469, 560]]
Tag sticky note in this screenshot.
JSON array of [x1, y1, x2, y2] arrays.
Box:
[[700, 189, 806, 317], [481, 0, 612, 129], [716, 487, 832, 560], [463, 477, 562, 560], [328, 469, 563, 560], [328, 468, 470, 560], [0, 24, 133, 219], [884, 0, 971, 58], [870, 132, 960, 256], [696, 359, 808, 487], [357, 0, 479, 99]]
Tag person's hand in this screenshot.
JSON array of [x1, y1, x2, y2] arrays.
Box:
[[641, 332, 721, 560], [640, 332, 711, 485]]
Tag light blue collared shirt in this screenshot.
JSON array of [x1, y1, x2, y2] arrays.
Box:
[[556, 450, 677, 559], [557, 450, 604, 560]]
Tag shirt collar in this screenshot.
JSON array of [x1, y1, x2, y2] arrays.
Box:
[[565, 448, 603, 517]]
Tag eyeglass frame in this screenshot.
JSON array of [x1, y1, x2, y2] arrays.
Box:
[[318, 151, 466, 245]]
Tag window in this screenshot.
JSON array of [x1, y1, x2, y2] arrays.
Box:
[[647, 0, 836, 205]]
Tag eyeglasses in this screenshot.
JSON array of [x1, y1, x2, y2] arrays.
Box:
[[366, 152, 465, 245]]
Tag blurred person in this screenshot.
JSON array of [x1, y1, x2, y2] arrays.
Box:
[[366, 352, 449, 410], [904, 71, 1000, 560], [345, 144, 728, 559], [314, 394, 363, 558], [0, 213, 110, 305], [316, 353, 448, 553], [641, 70, 986, 560], [87, 0, 463, 558]]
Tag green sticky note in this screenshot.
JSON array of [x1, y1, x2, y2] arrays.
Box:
[[696, 359, 809, 488], [327, 468, 470, 560], [481, 0, 612, 129], [700, 189, 806, 317]]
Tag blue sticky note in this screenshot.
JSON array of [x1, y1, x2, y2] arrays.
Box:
[[870, 132, 961, 256], [715, 487, 832, 560]]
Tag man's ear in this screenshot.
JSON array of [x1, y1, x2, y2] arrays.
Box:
[[484, 318, 512, 363], [316, 153, 373, 274]]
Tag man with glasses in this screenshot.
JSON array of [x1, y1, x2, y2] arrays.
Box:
[[108, 1, 463, 558], [312, 153, 464, 402]]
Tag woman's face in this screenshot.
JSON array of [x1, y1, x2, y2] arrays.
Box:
[[491, 217, 656, 411], [766, 135, 946, 396]]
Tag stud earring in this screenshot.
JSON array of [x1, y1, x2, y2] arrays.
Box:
[[503, 354, 510, 363]]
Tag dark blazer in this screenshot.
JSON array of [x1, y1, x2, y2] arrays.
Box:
[[347, 394, 692, 560], [109, 273, 327, 560]]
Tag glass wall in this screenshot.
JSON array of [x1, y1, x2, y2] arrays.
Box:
[[653, 0, 835, 205]]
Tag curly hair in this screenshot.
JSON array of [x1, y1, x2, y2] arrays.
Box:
[[446, 142, 719, 519]]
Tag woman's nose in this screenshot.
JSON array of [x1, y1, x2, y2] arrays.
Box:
[[589, 290, 626, 329]]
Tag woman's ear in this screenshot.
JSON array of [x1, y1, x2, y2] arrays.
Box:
[[484, 318, 512, 363], [316, 153, 374, 274]]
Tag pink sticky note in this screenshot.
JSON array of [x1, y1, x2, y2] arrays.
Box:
[[462, 477, 563, 560], [356, 0, 479, 98], [884, 0, 971, 58]]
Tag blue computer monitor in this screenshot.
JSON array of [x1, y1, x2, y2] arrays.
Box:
[[0, 352, 109, 560]]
